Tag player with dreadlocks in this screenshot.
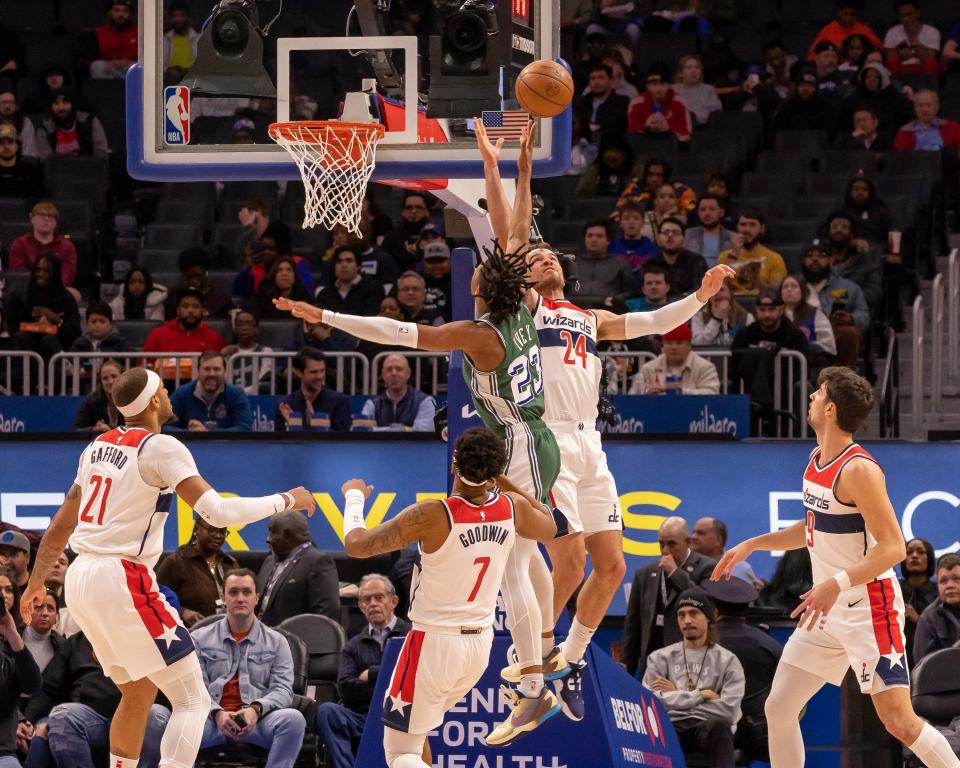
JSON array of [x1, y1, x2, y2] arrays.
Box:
[[476, 118, 735, 724], [274, 226, 567, 745]]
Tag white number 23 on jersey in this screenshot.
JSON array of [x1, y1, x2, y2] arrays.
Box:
[[508, 348, 544, 405]]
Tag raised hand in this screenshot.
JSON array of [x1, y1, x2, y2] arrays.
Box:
[[696, 265, 736, 302], [272, 297, 323, 323], [475, 118, 504, 167], [517, 119, 535, 175], [341, 478, 374, 499], [286, 486, 317, 517], [710, 539, 754, 581]]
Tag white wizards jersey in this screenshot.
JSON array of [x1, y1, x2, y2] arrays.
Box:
[[408, 492, 516, 630], [70, 427, 200, 567], [802, 443, 894, 585], [533, 295, 602, 425]]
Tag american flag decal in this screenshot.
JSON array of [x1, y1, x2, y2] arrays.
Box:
[[481, 110, 530, 140]]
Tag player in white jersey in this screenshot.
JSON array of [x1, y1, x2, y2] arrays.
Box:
[[339, 427, 558, 767], [476, 120, 734, 719], [714, 367, 959, 768], [20, 367, 316, 768]]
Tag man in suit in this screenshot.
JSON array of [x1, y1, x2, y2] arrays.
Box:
[[622, 516, 716, 677], [256, 511, 340, 626]]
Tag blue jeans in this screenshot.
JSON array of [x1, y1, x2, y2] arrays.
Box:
[[45, 702, 169, 768], [314, 702, 366, 768], [200, 709, 306, 768], [0, 756, 24, 768]]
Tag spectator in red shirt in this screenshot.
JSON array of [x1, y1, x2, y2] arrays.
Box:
[[9, 201, 77, 287], [84, 0, 138, 80], [807, 2, 883, 60], [627, 62, 692, 142], [894, 89, 960, 151], [144, 287, 227, 354]]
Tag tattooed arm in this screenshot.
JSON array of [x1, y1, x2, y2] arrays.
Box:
[[341, 480, 447, 558], [21, 484, 82, 625]]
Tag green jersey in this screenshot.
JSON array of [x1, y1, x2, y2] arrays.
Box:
[[463, 304, 546, 437]]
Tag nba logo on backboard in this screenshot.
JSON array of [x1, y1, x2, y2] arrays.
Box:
[[163, 86, 190, 145]]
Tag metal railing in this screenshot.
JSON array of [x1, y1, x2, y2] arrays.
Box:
[[0, 351, 45, 395], [48, 352, 202, 395], [879, 329, 900, 438], [226, 351, 371, 396], [948, 249, 958, 381], [370, 351, 448, 396], [930, 273, 944, 414], [912, 295, 925, 432], [599, 348, 809, 437]]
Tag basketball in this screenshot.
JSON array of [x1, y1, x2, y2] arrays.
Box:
[[515, 60, 574, 118]]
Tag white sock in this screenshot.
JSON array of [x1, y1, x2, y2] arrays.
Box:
[[518, 673, 544, 698], [109, 756, 138, 768], [560, 617, 596, 664], [541, 634, 555, 657], [908, 722, 960, 768]]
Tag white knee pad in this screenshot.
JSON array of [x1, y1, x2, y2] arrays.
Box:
[[148, 654, 211, 768], [383, 728, 429, 768]]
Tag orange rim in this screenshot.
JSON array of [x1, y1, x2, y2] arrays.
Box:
[[268, 120, 385, 144]]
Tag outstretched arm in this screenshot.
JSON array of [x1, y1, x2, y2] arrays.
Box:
[[476, 119, 511, 250], [597, 265, 736, 341], [712, 521, 806, 581], [340, 479, 443, 557], [21, 484, 81, 624], [175, 476, 316, 528], [506, 121, 536, 252]]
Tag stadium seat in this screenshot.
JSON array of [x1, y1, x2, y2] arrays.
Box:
[[773, 130, 830, 157], [1, 271, 29, 299], [0, 198, 29, 223], [277, 614, 346, 706], [628, 133, 680, 166], [741, 172, 802, 198], [54, 201, 96, 240], [137, 249, 182, 273], [788, 196, 839, 220], [911, 647, 960, 726], [205, 318, 231, 339], [258, 321, 302, 350], [755, 151, 814, 176], [145, 224, 203, 250], [767, 219, 818, 245], [156, 199, 215, 230], [817, 150, 878, 176], [114, 320, 162, 349]]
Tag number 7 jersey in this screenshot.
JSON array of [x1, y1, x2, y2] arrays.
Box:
[[464, 304, 546, 437]]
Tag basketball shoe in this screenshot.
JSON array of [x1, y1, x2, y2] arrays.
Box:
[[553, 659, 586, 721], [484, 685, 562, 747], [500, 645, 571, 683]]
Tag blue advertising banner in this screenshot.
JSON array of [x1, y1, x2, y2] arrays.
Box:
[[606, 395, 751, 438], [1, 439, 957, 616], [355, 635, 687, 768]]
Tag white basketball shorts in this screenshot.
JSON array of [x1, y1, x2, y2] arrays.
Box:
[[780, 576, 909, 694], [65, 554, 195, 684], [381, 626, 493, 735], [548, 425, 622, 536]]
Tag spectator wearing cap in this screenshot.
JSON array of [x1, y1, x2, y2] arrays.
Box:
[[843, 62, 913, 139], [642, 588, 745, 768], [0, 123, 43, 198], [314, 246, 384, 317], [165, 247, 233, 319], [0, 84, 38, 157], [361, 353, 436, 431], [810, 40, 855, 106], [883, 1, 940, 76], [231, 117, 256, 144], [833, 107, 892, 151], [82, 0, 138, 80], [629, 324, 720, 395], [627, 63, 692, 142], [169, 349, 253, 432], [646, 217, 708, 298], [422, 241, 452, 322], [799, 241, 869, 367], [894, 89, 960, 152], [416, 221, 444, 261], [163, 0, 198, 85], [9, 202, 78, 287], [22, 66, 72, 116], [573, 61, 630, 147], [706, 574, 781, 751], [717, 208, 786, 297], [772, 65, 839, 139], [145, 287, 227, 357], [36, 89, 109, 158], [822, 210, 882, 314], [0, 531, 30, 588], [808, 2, 883, 61], [574, 220, 638, 310], [622, 517, 718, 678]]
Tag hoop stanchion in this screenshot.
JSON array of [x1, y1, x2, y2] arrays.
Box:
[[268, 120, 385, 235]]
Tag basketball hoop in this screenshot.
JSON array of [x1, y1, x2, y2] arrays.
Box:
[[269, 120, 385, 235]]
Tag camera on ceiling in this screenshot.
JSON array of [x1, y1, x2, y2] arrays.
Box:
[[427, 0, 502, 118], [179, 0, 276, 100]]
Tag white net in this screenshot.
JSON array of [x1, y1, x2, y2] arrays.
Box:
[[269, 121, 385, 235]]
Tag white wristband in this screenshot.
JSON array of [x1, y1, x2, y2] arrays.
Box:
[[832, 571, 852, 591], [343, 489, 367, 536]]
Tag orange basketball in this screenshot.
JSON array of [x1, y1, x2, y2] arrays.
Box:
[[515, 60, 574, 118]]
